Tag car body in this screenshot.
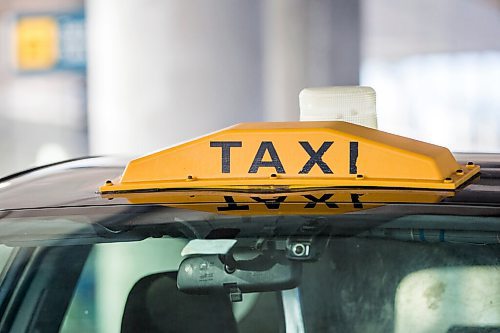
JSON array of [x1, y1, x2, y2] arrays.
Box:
[[0, 133, 499, 333]]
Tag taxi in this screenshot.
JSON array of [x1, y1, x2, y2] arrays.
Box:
[[0, 87, 499, 333]]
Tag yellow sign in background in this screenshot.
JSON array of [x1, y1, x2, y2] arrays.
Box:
[[16, 16, 58, 70]]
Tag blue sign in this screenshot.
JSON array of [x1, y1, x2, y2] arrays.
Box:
[[57, 12, 86, 71]]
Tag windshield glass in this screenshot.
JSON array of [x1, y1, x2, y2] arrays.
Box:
[[0, 245, 13, 275], [0, 205, 499, 333]]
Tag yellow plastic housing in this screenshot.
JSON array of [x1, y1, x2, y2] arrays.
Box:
[[100, 121, 479, 193]]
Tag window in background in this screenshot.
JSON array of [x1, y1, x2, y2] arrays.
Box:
[[361, 0, 500, 152], [362, 52, 500, 152]]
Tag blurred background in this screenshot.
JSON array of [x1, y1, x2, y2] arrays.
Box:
[[0, 0, 499, 177]]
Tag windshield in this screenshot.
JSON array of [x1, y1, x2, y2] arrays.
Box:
[[0, 205, 499, 333], [0, 245, 13, 275]]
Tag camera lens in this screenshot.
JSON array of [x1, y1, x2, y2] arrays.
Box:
[[292, 243, 306, 256], [224, 264, 236, 274]]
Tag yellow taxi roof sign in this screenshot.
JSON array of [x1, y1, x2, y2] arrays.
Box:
[[100, 121, 479, 193]]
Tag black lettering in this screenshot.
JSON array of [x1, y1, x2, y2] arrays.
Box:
[[303, 194, 338, 208], [210, 141, 242, 173], [248, 142, 285, 174], [299, 141, 333, 174], [349, 141, 358, 174], [217, 196, 249, 211], [251, 196, 287, 209], [350, 193, 364, 208]]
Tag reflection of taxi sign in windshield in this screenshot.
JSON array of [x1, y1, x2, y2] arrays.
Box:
[[103, 189, 455, 216], [100, 121, 479, 194]]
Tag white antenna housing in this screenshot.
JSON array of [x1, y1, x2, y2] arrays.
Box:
[[299, 86, 377, 129]]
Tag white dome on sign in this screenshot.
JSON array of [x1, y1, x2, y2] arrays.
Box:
[[299, 86, 377, 129]]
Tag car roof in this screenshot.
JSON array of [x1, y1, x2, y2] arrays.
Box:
[[0, 156, 128, 211], [0, 153, 499, 211]]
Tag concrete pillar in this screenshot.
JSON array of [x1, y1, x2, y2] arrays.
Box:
[[86, 0, 264, 155], [262, 0, 360, 121]]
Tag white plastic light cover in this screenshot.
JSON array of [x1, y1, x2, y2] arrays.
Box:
[[299, 86, 377, 129]]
